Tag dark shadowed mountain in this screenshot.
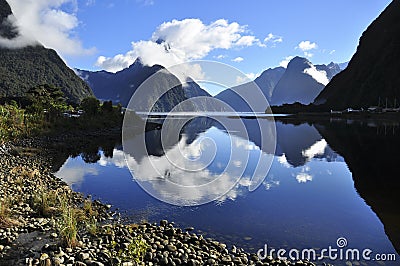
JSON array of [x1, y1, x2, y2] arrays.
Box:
[[271, 57, 341, 106], [77, 59, 216, 110], [0, 0, 93, 104], [314, 0, 400, 109]]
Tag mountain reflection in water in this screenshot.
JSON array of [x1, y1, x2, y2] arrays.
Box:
[[54, 116, 400, 264]]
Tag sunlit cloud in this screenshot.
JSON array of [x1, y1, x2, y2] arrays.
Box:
[[232, 56, 244, 63], [215, 54, 226, 59], [297, 40, 318, 51], [98, 149, 128, 168], [303, 66, 329, 85], [296, 172, 313, 183], [95, 18, 262, 72], [302, 139, 328, 160], [277, 154, 291, 168], [264, 33, 283, 47], [5, 0, 96, 56], [296, 40, 318, 59], [295, 165, 313, 183], [55, 160, 99, 187]]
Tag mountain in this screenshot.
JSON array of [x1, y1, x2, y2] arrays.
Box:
[[214, 67, 285, 112], [0, 0, 17, 39], [77, 59, 216, 110], [314, 0, 400, 109], [0, 0, 93, 104], [77, 59, 164, 105], [315, 62, 342, 80], [271, 57, 341, 106], [215, 57, 343, 111], [254, 67, 286, 100], [338, 62, 349, 70], [181, 77, 222, 111]]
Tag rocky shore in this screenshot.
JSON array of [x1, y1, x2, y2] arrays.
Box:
[[0, 137, 319, 266]]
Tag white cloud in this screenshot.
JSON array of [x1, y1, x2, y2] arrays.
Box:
[[303, 66, 329, 85], [302, 139, 328, 160], [295, 166, 313, 183], [96, 18, 262, 72], [235, 35, 259, 46], [264, 33, 283, 45], [277, 154, 291, 168], [0, 15, 38, 49], [329, 49, 336, 55], [297, 40, 318, 51], [215, 54, 226, 59], [263, 179, 280, 190], [232, 56, 244, 63], [55, 159, 99, 187], [96, 54, 136, 73], [245, 72, 257, 79], [5, 0, 95, 56], [304, 51, 314, 58], [98, 149, 128, 168], [279, 56, 294, 68], [296, 172, 313, 183]]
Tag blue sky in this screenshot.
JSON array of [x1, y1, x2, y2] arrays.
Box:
[[6, 0, 392, 81]]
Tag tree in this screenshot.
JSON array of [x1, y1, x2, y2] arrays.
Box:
[[80, 97, 100, 116], [25, 84, 68, 121], [101, 100, 113, 113]]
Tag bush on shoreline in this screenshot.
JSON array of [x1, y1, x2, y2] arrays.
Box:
[[0, 85, 123, 143]]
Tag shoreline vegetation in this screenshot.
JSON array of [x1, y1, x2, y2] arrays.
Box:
[[0, 85, 123, 144]]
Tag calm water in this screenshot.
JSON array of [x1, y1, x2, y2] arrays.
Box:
[[54, 116, 400, 265]]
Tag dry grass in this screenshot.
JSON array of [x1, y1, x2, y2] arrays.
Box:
[[0, 198, 20, 228]]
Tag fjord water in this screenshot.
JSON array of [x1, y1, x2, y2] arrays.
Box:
[[55, 116, 399, 265]]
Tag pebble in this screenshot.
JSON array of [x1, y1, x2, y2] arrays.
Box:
[[167, 244, 177, 252]]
